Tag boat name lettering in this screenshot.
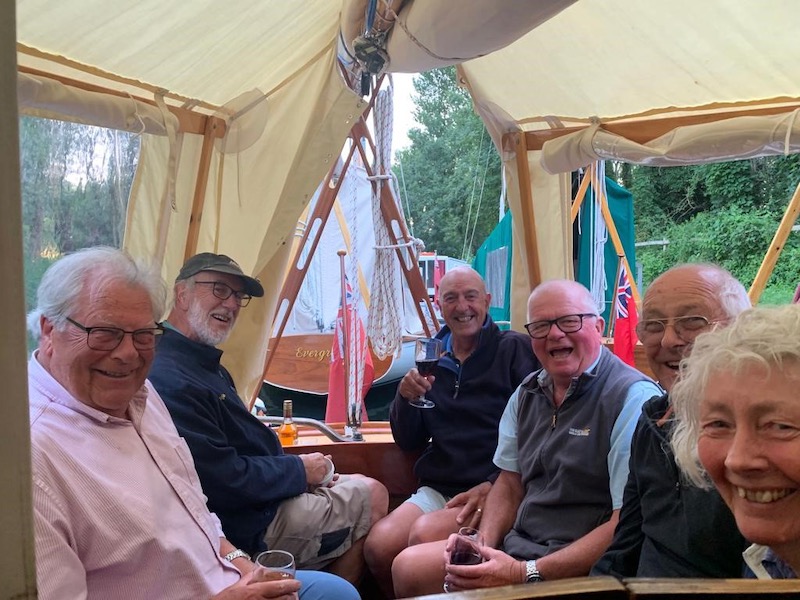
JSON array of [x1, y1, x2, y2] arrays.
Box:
[[295, 347, 331, 361]]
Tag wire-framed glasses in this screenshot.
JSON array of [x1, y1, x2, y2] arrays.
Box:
[[194, 281, 252, 307], [525, 313, 598, 339], [66, 317, 164, 351], [635, 315, 714, 344]]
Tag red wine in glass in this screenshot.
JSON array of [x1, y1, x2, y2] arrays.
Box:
[[450, 549, 482, 565], [449, 527, 484, 566], [416, 359, 438, 377], [410, 338, 442, 408]]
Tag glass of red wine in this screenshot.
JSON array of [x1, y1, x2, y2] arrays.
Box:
[[410, 337, 442, 408], [449, 526, 484, 566]]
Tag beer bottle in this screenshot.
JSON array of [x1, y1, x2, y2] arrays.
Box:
[[278, 399, 298, 447]]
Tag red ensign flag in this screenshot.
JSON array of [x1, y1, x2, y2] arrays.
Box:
[[325, 279, 373, 423], [613, 262, 639, 367]]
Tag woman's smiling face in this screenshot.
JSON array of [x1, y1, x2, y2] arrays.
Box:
[[698, 364, 800, 556]]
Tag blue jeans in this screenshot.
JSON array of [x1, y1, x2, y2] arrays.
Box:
[[296, 570, 359, 600]]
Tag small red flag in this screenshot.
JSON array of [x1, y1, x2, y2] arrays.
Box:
[[613, 262, 639, 367], [325, 278, 373, 422]]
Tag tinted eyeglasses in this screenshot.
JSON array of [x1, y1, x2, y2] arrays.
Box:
[[525, 313, 598, 339], [194, 281, 252, 307], [66, 317, 164, 351], [635, 315, 714, 344]]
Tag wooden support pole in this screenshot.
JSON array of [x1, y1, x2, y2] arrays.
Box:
[[570, 169, 592, 224], [183, 117, 222, 261], [749, 179, 800, 304], [513, 131, 542, 288]]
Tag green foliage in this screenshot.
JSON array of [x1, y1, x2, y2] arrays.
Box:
[[394, 68, 501, 260], [19, 117, 140, 351], [634, 155, 800, 302], [19, 117, 139, 262]]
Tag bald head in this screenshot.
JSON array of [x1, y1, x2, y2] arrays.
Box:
[[527, 279, 597, 322], [437, 267, 490, 354], [439, 266, 486, 295], [641, 263, 750, 391]]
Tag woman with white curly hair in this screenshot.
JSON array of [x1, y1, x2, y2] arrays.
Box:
[[671, 304, 800, 579]]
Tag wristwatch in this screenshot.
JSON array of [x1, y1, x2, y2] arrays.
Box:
[[224, 549, 251, 563], [525, 559, 543, 583]]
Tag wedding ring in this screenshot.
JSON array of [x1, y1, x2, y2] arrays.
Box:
[[443, 582, 451, 593]]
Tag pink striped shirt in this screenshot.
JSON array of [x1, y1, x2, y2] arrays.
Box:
[[28, 354, 240, 600]]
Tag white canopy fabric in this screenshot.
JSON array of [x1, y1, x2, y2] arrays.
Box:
[[17, 0, 366, 397]]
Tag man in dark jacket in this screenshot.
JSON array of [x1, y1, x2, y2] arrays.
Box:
[[149, 253, 388, 585], [592, 263, 750, 578], [364, 267, 538, 597]]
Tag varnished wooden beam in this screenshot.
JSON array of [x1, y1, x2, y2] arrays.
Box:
[[513, 131, 542, 288], [183, 117, 221, 261], [749, 178, 800, 303], [516, 102, 800, 151], [18, 65, 225, 137]]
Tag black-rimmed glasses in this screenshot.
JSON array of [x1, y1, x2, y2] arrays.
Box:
[[66, 317, 164, 351], [194, 281, 252, 307], [635, 315, 714, 344], [525, 313, 598, 339]]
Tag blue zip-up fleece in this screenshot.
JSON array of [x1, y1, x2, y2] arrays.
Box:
[[390, 317, 538, 497]]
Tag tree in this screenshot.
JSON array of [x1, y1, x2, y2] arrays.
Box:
[[631, 154, 800, 297], [19, 116, 140, 322], [394, 68, 502, 261]]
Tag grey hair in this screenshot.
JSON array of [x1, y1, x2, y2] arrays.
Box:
[[27, 246, 167, 340], [671, 304, 800, 487]]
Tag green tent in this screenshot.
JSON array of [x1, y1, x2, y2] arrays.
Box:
[[472, 210, 513, 327]]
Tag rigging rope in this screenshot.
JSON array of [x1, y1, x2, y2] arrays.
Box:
[[466, 141, 493, 258], [461, 128, 485, 260], [366, 87, 408, 359], [589, 162, 608, 315], [396, 157, 414, 236]]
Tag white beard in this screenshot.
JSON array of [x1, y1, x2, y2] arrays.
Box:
[[187, 301, 235, 346]]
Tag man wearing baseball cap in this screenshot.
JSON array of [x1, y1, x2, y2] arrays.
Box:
[[149, 252, 388, 585]]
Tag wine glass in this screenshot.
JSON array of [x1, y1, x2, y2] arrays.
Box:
[[252, 550, 296, 582], [449, 526, 484, 566], [411, 338, 443, 408]]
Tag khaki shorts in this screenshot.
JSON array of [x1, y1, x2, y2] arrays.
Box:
[[264, 475, 372, 570]]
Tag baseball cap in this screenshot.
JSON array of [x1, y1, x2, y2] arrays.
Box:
[[176, 252, 264, 297]]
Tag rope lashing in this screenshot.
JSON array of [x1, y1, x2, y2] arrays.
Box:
[[366, 86, 404, 360]]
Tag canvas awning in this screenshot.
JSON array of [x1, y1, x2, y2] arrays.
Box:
[[13, 0, 800, 390]]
